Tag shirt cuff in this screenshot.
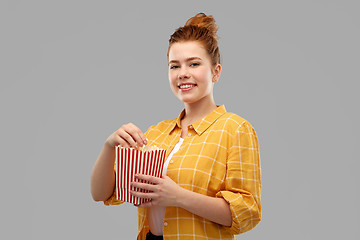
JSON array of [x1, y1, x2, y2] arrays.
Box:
[[103, 190, 124, 206], [216, 190, 261, 235]]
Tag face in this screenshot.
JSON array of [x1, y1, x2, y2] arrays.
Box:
[[168, 41, 221, 104]]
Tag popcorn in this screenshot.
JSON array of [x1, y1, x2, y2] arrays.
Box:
[[138, 144, 160, 151], [115, 146, 166, 205]]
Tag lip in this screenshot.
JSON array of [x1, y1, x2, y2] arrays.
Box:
[[178, 82, 197, 87], [178, 82, 197, 92]]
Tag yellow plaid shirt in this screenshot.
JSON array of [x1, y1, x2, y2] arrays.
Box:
[[104, 105, 261, 239]]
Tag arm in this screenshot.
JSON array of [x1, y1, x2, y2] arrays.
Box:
[[90, 144, 116, 201], [216, 121, 262, 234], [177, 186, 232, 226], [91, 123, 147, 202], [130, 175, 232, 227]]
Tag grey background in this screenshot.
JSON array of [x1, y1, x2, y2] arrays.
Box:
[[1, 0, 359, 239]]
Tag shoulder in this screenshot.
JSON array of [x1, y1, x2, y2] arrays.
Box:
[[218, 112, 259, 147], [217, 112, 255, 132]]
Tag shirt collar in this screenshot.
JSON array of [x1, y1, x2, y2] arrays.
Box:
[[168, 105, 227, 135]]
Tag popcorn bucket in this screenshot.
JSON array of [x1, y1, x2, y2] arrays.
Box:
[[115, 146, 166, 205]]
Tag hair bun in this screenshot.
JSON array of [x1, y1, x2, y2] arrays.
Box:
[[168, 12, 221, 65], [185, 13, 219, 40]]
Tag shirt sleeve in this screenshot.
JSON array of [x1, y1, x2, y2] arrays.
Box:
[[216, 121, 262, 235]]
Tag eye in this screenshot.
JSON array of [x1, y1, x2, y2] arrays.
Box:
[[190, 62, 200, 67], [170, 65, 179, 69]]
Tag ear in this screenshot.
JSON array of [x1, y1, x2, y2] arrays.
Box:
[[212, 64, 222, 83]]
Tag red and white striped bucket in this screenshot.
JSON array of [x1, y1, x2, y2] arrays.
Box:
[[115, 147, 166, 205]]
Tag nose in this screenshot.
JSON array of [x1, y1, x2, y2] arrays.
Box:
[[178, 67, 190, 80]]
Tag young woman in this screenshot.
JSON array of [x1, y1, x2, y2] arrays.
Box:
[[91, 13, 261, 240]]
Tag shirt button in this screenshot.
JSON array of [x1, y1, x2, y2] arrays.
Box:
[[188, 133, 191, 137], [169, 160, 174, 164], [189, 125, 193, 129], [163, 222, 168, 227]]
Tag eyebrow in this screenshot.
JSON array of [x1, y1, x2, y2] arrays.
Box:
[[168, 57, 202, 65]]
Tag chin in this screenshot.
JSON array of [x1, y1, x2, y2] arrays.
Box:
[[178, 97, 199, 104]]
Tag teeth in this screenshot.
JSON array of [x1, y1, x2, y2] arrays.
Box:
[[179, 84, 196, 89]]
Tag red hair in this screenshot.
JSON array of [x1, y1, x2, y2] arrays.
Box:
[[168, 13, 221, 66]]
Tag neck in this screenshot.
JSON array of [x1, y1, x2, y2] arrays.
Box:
[[182, 96, 217, 125]]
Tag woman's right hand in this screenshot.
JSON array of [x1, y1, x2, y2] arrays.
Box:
[[92, 123, 146, 201], [105, 123, 147, 149]]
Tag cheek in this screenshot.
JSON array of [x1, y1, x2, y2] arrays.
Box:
[[169, 71, 178, 82], [168, 72, 177, 89], [195, 69, 212, 84]]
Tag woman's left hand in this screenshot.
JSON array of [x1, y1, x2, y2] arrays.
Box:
[[130, 174, 185, 208]]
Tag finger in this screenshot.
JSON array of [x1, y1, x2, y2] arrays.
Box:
[[117, 138, 130, 148], [137, 132, 148, 146], [135, 174, 161, 184], [125, 123, 147, 146], [131, 131, 146, 148], [115, 134, 131, 148], [118, 128, 138, 149], [131, 181, 158, 192], [120, 125, 141, 148], [130, 189, 157, 199]]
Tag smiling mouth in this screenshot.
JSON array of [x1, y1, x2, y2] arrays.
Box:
[[178, 84, 197, 89]]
